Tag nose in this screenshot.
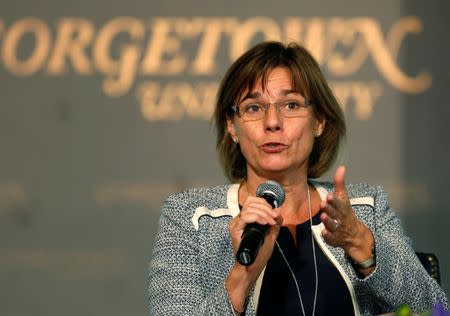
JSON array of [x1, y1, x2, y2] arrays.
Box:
[[263, 103, 283, 132]]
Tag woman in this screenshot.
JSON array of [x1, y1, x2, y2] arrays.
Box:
[[148, 41, 448, 315]]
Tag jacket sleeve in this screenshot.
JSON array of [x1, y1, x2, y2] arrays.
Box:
[[148, 194, 237, 316], [353, 186, 448, 314]]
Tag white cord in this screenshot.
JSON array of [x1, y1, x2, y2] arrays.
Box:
[[275, 185, 318, 316]]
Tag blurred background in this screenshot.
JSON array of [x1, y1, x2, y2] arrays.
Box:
[[1, 0, 449, 315]]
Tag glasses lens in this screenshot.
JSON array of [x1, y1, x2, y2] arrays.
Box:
[[240, 103, 265, 121], [236, 98, 313, 120], [280, 100, 311, 118]]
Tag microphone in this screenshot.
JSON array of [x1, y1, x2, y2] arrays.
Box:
[[236, 180, 286, 266]]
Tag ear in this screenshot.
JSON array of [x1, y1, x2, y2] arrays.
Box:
[[226, 117, 238, 140], [315, 116, 326, 137]]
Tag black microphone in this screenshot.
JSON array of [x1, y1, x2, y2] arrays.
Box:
[[236, 180, 286, 266]]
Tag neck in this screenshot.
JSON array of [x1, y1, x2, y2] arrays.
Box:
[[241, 167, 314, 218]]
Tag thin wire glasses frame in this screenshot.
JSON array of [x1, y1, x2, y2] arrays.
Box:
[[231, 98, 314, 121]]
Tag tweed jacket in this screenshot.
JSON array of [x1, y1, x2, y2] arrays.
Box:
[[148, 181, 448, 315]]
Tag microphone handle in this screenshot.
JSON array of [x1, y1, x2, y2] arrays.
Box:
[[236, 223, 268, 266], [236, 192, 278, 266]]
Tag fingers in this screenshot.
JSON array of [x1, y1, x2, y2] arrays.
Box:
[[320, 211, 340, 233], [321, 229, 339, 247], [232, 196, 280, 230], [229, 196, 283, 269], [333, 165, 347, 197], [320, 199, 336, 218], [320, 197, 344, 229], [319, 211, 341, 247], [325, 165, 350, 214], [239, 207, 277, 226], [325, 192, 345, 213], [320, 167, 360, 250]]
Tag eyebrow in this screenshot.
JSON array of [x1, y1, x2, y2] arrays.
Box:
[[240, 89, 300, 102]]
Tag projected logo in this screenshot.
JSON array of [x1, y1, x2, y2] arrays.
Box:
[[0, 16, 430, 121]]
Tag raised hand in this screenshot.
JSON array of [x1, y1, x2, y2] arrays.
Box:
[[319, 166, 375, 273]]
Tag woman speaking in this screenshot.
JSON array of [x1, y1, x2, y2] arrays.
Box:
[[148, 41, 448, 315]]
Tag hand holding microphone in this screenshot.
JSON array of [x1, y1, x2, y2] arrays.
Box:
[[225, 180, 285, 313], [236, 180, 285, 266]]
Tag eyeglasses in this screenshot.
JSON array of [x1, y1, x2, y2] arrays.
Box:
[[231, 97, 314, 121]]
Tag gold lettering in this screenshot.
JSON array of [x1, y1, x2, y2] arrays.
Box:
[[140, 18, 187, 75], [190, 18, 238, 74], [0, 15, 432, 108], [230, 17, 281, 60], [351, 81, 382, 120], [283, 18, 326, 64], [357, 17, 431, 93], [179, 82, 218, 119], [137, 81, 218, 121], [93, 17, 144, 97], [386, 16, 422, 60], [332, 81, 382, 120], [137, 81, 182, 121], [138, 80, 384, 121], [326, 18, 368, 76], [302, 19, 326, 65], [47, 18, 95, 74], [2, 18, 51, 76], [283, 18, 302, 43]]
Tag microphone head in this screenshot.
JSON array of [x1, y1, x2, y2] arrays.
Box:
[[256, 180, 286, 208]]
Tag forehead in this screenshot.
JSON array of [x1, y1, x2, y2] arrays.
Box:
[[252, 67, 293, 92], [238, 67, 299, 102]]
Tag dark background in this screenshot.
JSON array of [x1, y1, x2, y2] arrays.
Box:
[[1, 1, 449, 315]]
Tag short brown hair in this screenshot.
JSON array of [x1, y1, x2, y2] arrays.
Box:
[[214, 41, 345, 182]]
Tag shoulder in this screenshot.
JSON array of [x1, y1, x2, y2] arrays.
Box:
[[165, 184, 231, 207], [161, 184, 232, 220]]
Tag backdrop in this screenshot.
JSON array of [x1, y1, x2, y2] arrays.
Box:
[[1, 0, 449, 315]]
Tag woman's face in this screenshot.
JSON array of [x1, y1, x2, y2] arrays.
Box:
[[227, 67, 325, 179]]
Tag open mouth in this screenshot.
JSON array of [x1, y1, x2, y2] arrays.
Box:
[[261, 142, 286, 152]]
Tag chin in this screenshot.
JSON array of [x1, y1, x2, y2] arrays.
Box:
[[258, 163, 292, 175], [256, 159, 304, 176]]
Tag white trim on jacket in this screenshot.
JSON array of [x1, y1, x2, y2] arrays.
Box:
[[190, 182, 375, 315]]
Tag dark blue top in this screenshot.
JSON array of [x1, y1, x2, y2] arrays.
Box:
[[256, 212, 354, 316]]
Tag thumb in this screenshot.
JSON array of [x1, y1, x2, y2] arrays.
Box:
[[334, 165, 347, 196]]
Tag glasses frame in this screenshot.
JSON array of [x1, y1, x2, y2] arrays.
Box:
[[231, 99, 314, 121]]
